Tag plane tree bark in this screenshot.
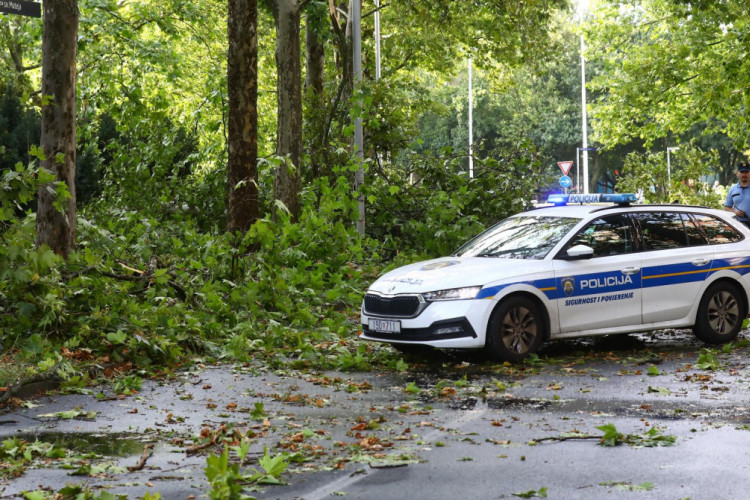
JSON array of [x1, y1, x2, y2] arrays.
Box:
[[263, 0, 311, 221], [36, 0, 79, 259], [227, 0, 259, 234]]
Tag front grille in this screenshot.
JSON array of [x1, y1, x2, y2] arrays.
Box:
[[364, 293, 422, 317]]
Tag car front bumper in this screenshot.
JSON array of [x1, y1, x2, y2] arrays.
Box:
[[360, 298, 490, 349]]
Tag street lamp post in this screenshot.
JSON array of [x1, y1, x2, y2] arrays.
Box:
[[468, 58, 473, 179], [580, 34, 589, 194], [667, 146, 679, 199], [353, 0, 364, 235]]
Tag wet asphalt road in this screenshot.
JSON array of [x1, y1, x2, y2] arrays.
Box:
[[3, 329, 750, 499]]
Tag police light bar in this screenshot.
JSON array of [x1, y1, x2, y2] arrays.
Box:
[[546, 193, 637, 206]]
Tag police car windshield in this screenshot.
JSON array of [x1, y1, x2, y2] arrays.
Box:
[[455, 215, 580, 260]]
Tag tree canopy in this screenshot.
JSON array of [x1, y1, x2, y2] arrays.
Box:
[[586, 0, 750, 152]]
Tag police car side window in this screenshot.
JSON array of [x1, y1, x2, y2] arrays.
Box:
[[682, 214, 709, 246], [692, 214, 743, 244], [638, 212, 693, 250], [567, 214, 633, 258]]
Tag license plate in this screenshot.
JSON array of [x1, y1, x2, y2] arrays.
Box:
[[369, 318, 401, 333]]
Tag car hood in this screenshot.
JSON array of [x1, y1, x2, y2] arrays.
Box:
[[368, 257, 549, 295]]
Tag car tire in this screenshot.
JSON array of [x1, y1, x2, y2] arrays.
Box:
[[693, 281, 746, 345], [485, 296, 544, 362]]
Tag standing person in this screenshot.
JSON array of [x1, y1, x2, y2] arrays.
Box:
[[724, 162, 750, 225]]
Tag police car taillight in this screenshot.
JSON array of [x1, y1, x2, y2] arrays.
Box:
[[546, 193, 637, 206]]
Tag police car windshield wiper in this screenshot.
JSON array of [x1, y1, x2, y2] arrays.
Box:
[[476, 247, 540, 258]]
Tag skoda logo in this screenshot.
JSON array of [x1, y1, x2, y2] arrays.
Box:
[[387, 285, 397, 293], [562, 278, 575, 297]]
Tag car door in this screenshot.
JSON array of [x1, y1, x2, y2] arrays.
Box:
[[553, 213, 642, 334], [637, 211, 713, 324]]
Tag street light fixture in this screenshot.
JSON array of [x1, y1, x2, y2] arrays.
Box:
[[667, 146, 679, 198]]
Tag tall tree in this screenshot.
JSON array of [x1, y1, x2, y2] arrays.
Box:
[[227, 0, 260, 233], [585, 0, 750, 150], [304, 2, 327, 180], [36, 0, 79, 258], [264, 0, 310, 221]]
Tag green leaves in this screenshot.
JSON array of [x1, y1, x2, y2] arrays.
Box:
[[204, 445, 290, 499], [646, 365, 661, 376], [513, 487, 548, 498], [596, 423, 676, 448], [254, 445, 290, 485], [596, 423, 621, 447], [114, 375, 143, 395], [404, 381, 421, 394], [696, 349, 722, 371], [38, 409, 98, 421], [586, 0, 750, 151], [250, 402, 267, 420]]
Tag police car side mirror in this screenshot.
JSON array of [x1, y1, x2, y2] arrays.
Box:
[[565, 244, 594, 260]]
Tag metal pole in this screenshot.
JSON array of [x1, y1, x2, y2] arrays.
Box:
[[374, 0, 381, 80], [666, 147, 679, 199], [580, 34, 589, 194], [353, 0, 365, 235], [576, 148, 580, 193], [468, 58, 473, 179], [667, 149, 671, 197]]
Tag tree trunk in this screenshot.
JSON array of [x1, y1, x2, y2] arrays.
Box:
[[305, 6, 325, 180], [36, 0, 78, 259], [305, 9, 325, 97], [227, 0, 259, 234], [329, 1, 353, 101], [271, 0, 303, 221]]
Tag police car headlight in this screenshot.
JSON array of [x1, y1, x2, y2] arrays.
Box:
[[422, 286, 482, 302]]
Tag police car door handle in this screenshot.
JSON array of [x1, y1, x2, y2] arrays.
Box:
[[621, 267, 640, 275], [691, 259, 709, 267]]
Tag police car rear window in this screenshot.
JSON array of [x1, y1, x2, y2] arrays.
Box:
[[455, 216, 580, 260], [692, 214, 743, 244], [638, 212, 708, 250]]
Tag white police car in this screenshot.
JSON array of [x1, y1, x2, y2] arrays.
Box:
[[361, 193, 750, 361]]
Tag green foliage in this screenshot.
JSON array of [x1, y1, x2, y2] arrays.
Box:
[[0, 161, 66, 348], [615, 145, 722, 206], [646, 365, 661, 376], [114, 374, 143, 395], [404, 381, 420, 394], [596, 423, 676, 448], [587, 0, 750, 152], [1, 437, 66, 479], [513, 487, 548, 498], [696, 349, 722, 371], [23, 482, 128, 499], [204, 446, 248, 500], [204, 445, 290, 499], [367, 144, 539, 258], [250, 402, 267, 420], [0, 92, 40, 173]]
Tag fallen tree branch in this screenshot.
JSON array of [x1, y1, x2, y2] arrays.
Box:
[[528, 435, 601, 445], [64, 263, 189, 302], [0, 372, 63, 404], [185, 441, 214, 455], [127, 443, 155, 471]]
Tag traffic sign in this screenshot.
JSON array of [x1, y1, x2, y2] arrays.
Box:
[[560, 175, 572, 188], [0, 0, 41, 18], [557, 161, 573, 176]]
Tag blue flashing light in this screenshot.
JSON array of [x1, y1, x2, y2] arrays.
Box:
[[599, 193, 637, 203], [547, 194, 568, 206], [545, 193, 637, 206]]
